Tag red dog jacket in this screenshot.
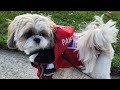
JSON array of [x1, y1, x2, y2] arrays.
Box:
[[31, 25, 83, 79]]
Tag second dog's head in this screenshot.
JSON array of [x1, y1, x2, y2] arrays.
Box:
[[7, 14, 56, 55]]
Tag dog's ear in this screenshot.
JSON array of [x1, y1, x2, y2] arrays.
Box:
[[7, 32, 16, 49], [7, 22, 16, 49]]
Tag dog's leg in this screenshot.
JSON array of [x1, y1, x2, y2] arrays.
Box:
[[90, 45, 114, 79]]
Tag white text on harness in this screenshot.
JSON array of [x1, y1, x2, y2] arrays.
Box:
[[62, 36, 72, 46]]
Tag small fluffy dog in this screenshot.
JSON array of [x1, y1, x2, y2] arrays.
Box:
[[7, 13, 118, 79]]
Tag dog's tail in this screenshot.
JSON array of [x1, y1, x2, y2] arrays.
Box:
[[85, 14, 119, 44], [77, 14, 119, 52], [76, 15, 119, 73]]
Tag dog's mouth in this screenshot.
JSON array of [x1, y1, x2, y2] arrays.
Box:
[[29, 48, 55, 64]]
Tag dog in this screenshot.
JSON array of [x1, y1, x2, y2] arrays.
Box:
[[7, 13, 119, 79]]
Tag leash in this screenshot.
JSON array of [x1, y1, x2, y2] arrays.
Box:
[[61, 52, 94, 79]]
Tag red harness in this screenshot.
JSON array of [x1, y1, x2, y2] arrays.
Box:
[[31, 25, 83, 79]]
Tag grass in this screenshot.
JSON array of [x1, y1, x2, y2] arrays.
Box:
[[0, 11, 120, 73]]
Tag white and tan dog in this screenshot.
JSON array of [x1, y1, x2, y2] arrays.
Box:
[[7, 13, 118, 79]]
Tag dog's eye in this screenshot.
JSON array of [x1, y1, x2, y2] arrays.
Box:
[[40, 33, 46, 37], [24, 32, 33, 39]]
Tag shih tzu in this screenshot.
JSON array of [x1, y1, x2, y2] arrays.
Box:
[[7, 13, 119, 79]]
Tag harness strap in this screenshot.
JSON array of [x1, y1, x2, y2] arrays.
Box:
[[61, 52, 94, 79], [39, 64, 44, 79]]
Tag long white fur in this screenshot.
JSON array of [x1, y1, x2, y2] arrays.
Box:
[[75, 15, 118, 78], [13, 14, 54, 40], [90, 44, 114, 79]]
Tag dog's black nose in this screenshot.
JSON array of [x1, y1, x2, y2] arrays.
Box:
[[34, 38, 40, 43]]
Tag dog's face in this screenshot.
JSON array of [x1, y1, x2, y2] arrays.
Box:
[[7, 14, 56, 55]]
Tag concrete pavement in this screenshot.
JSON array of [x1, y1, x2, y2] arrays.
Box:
[[0, 49, 37, 79]]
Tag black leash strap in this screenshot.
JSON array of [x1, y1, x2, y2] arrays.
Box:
[[39, 64, 44, 79], [61, 53, 94, 79]]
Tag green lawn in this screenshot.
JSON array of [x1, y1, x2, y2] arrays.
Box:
[[0, 11, 120, 73]]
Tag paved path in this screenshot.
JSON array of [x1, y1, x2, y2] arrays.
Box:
[[0, 49, 119, 79], [0, 49, 37, 79]]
